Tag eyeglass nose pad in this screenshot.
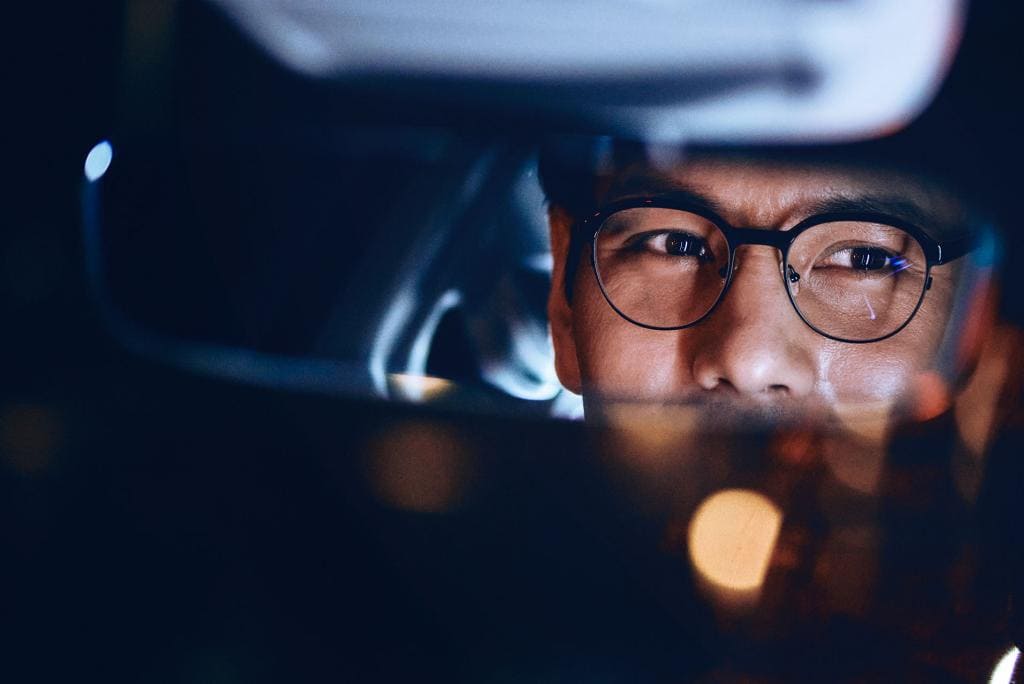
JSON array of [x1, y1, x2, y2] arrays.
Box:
[[787, 265, 801, 284], [718, 266, 729, 279]]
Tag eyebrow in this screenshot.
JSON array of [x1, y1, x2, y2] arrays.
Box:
[[805, 195, 943, 230], [604, 172, 953, 232]]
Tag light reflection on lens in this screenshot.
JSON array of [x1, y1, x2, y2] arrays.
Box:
[[687, 489, 783, 609]]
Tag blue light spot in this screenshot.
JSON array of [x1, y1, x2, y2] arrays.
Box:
[[84, 141, 113, 182]]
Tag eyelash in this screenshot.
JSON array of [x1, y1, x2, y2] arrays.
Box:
[[625, 230, 712, 258], [817, 246, 896, 270]]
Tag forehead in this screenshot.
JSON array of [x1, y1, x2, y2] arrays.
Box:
[[600, 155, 966, 236]]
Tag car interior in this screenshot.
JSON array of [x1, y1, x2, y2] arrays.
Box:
[[6, 0, 1024, 681]]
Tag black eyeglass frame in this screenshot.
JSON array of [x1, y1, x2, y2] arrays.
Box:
[[571, 196, 974, 344]]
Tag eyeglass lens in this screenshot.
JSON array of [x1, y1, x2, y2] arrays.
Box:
[[593, 208, 929, 341]]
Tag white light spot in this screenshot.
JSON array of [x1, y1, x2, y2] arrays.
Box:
[[84, 141, 113, 182], [989, 646, 1021, 684], [388, 373, 454, 402], [863, 293, 877, 321]]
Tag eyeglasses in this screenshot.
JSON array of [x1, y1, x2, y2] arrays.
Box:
[[575, 197, 973, 343]]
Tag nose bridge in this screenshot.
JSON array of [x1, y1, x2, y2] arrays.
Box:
[[727, 242, 785, 288], [725, 228, 789, 285], [692, 239, 815, 397], [723, 242, 791, 319]]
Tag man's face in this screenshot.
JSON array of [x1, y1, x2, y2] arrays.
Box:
[[548, 156, 967, 417]]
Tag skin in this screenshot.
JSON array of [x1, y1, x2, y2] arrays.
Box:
[[547, 156, 967, 417]]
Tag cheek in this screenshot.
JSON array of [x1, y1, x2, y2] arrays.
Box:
[[822, 345, 917, 401], [820, 306, 949, 402], [572, 277, 696, 399], [819, 269, 955, 401]]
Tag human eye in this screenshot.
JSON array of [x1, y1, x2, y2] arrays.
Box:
[[815, 244, 910, 275], [628, 230, 714, 262]]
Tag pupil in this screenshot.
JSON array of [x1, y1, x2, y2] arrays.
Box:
[[851, 247, 888, 270], [667, 233, 705, 259]]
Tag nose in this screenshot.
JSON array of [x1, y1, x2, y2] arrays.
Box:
[[690, 248, 815, 398]]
